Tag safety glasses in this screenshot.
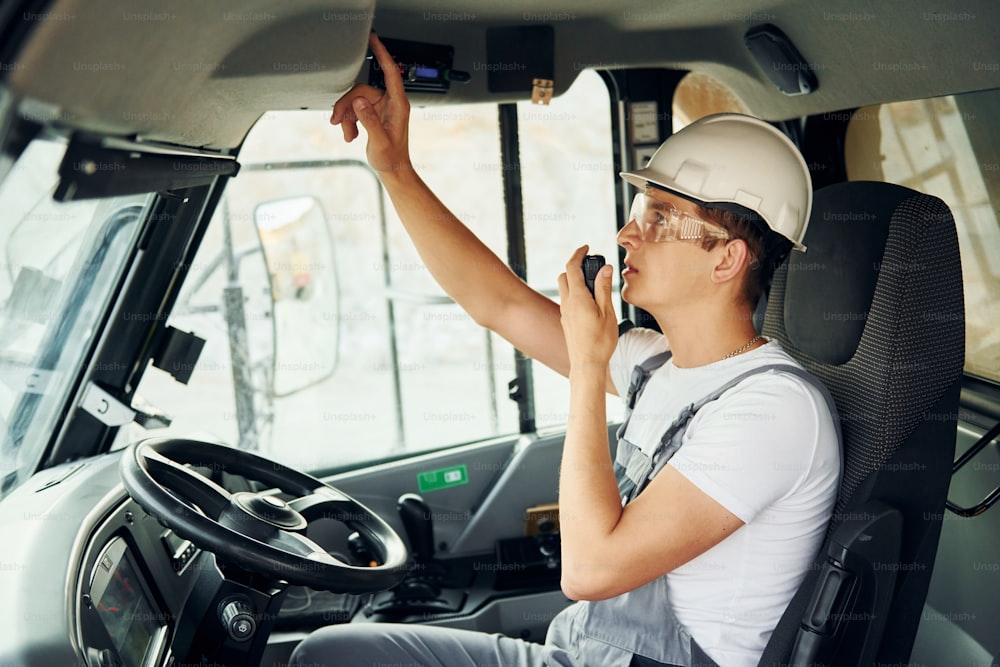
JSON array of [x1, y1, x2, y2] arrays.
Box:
[[628, 192, 731, 243]]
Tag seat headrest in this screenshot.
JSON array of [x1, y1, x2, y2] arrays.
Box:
[[783, 181, 913, 364]]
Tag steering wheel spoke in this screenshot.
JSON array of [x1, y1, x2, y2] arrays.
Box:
[[143, 448, 232, 518], [288, 487, 358, 522], [269, 529, 348, 567]]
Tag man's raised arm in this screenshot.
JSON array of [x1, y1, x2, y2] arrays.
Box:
[[330, 34, 616, 394]]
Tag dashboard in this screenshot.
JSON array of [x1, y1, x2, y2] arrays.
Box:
[[0, 450, 569, 667], [0, 453, 203, 667]]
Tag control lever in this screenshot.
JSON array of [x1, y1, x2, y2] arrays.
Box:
[[347, 531, 378, 567], [397, 493, 435, 563], [364, 494, 470, 619]]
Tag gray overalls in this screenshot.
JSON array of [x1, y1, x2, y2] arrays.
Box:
[[545, 349, 842, 667]]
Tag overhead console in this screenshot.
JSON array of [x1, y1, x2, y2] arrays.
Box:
[[367, 26, 557, 104], [367, 37, 470, 94]]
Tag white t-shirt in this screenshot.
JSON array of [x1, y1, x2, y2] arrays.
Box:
[[609, 328, 841, 667]]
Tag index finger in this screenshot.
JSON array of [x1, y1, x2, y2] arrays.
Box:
[[564, 245, 590, 285], [369, 33, 405, 97]]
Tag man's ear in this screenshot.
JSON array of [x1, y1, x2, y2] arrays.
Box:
[[710, 239, 750, 285]]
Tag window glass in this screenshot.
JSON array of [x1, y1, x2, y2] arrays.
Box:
[[386, 101, 514, 451], [518, 70, 621, 428], [0, 136, 149, 498], [846, 93, 1000, 382], [122, 103, 507, 471], [124, 71, 615, 471]]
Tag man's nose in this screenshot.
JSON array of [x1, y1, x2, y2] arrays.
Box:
[[617, 219, 642, 247]]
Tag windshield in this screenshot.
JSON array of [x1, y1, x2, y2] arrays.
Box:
[[0, 135, 150, 499], [114, 71, 620, 474]]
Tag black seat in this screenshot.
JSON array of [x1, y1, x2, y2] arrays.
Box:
[[756, 181, 965, 666]]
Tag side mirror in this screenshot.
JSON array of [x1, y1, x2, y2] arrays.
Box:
[[254, 196, 339, 396]]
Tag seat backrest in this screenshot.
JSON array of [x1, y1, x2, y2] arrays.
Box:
[[758, 181, 965, 666]]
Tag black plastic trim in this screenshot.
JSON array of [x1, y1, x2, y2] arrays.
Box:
[[0, 0, 51, 68], [55, 134, 239, 201], [45, 177, 225, 467], [961, 373, 1000, 426], [945, 418, 1000, 518], [600, 68, 687, 334], [498, 103, 536, 434], [745, 24, 818, 96]]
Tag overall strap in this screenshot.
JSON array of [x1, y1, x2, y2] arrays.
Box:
[[610, 350, 674, 504], [626, 351, 674, 412], [623, 363, 842, 504]]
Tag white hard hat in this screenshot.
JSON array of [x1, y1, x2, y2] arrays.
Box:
[[620, 113, 812, 251]]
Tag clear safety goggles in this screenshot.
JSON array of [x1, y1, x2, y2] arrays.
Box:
[[628, 192, 731, 243]]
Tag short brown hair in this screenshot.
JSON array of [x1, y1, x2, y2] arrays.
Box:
[[696, 205, 792, 307]]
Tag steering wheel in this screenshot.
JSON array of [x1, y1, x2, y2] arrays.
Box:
[[120, 438, 409, 593]]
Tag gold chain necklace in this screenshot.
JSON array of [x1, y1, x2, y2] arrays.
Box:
[[723, 334, 764, 360]]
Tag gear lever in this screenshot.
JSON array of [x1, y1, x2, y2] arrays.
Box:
[[364, 494, 466, 618], [397, 493, 435, 563]]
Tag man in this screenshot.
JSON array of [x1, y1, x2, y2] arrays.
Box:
[[291, 34, 840, 667]]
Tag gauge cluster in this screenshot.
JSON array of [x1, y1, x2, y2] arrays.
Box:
[[76, 493, 203, 667], [86, 536, 168, 667]]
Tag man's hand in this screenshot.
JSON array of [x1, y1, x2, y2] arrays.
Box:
[[331, 33, 412, 176], [557, 245, 617, 373]]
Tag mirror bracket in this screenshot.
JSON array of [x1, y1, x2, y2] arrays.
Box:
[[151, 325, 206, 385]]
